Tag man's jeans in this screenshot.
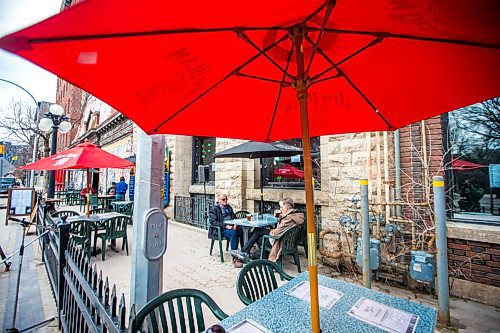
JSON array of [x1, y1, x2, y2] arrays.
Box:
[[223, 228, 241, 250], [116, 193, 125, 201]]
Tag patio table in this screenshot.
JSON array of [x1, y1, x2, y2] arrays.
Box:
[[216, 272, 437, 333], [225, 214, 277, 244], [98, 194, 115, 209], [110, 201, 130, 212]]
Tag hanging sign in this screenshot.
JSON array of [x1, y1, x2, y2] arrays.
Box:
[[163, 147, 170, 208]]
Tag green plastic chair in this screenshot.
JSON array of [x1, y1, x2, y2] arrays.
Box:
[[208, 225, 230, 262], [260, 226, 302, 273], [129, 288, 228, 333], [236, 259, 293, 306], [51, 210, 80, 218], [95, 215, 130, 261], [67, 219, 92, 257], [234, 210, 250, 219], [89, 207, 107, 215]]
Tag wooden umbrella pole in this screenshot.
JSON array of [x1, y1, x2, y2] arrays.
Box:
[[86, 168, 91, 217], [293, 28, 321, 333]]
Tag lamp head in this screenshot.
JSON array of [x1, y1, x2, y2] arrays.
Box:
[[38, 117, 53, 132], [49, 104, 64, 116], [58, 120, 72, 133]]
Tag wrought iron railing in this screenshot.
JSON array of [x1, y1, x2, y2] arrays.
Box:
[[174, 195, 215, 229], [60, 241, 127, 332]]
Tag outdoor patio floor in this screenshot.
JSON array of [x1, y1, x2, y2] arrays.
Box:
[[1, 198, 499, 332]]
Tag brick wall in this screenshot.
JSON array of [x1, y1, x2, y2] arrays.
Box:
[[448, 238, 500, 287]]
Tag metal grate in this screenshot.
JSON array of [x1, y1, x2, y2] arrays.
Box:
[[174, 195, 215, 229]]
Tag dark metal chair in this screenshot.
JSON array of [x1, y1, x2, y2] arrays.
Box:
[[89, 207, 107, 215], [236, 259, 293, 306], [260, 226, 302, 272], [129, 288, 228, 333]]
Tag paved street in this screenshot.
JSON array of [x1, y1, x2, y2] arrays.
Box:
[[0, 198, 499, 332]]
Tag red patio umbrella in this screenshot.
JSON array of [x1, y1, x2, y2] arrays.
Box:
[[451, 158, 488, 172], [2, 1, 499, 331], [20, 141, 134, 216], [274, 164, 305, 179]]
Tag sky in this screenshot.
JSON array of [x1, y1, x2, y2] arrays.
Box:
[[0, 0, 62, 110]]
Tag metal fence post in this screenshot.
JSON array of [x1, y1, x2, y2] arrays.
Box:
[[433, 176, 450, 326], [360, 179, 371, 289], [57, 222, 70, 328]]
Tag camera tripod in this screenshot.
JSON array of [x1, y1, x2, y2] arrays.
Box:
[[2, 217, 55, 333]]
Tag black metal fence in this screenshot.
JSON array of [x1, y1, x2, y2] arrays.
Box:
[[36, 198, 128, 332], [61, 242, 127, 332], [174, 195, 215, 229]]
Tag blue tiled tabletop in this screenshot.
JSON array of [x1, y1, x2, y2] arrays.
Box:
[[225, 214, 278, 228], [225, 214, 278, 243], [218, 272, 436, 333]]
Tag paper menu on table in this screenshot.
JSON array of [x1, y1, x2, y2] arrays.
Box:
[[285, 281, 344, 309], [348, 297, 419, 333], [226, 319, 272, 333]]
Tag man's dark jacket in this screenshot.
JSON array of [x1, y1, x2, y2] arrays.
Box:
[[208, 204, 236, 239]]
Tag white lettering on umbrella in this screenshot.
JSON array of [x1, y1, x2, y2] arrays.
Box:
[[53, 157, 71, 166]]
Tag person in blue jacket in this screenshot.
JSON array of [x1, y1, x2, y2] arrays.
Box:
[[115, 176, 128, 201]]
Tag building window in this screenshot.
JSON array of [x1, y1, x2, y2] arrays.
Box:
[[192, 137, 215, 184], [262, 138, 321, 188], [447, 97, 500, 221]]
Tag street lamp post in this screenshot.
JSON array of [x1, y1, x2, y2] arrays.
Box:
[[38, 104, 71, 199]]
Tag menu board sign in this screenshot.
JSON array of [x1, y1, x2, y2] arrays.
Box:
[[5, 188, 35, 225]]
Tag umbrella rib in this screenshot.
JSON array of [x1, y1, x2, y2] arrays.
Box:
[[266, 43, 296, 141], [313, 28, 500, 50], [28, 27, 288, 44], [314, 73, 342, 84], [303, 35, 392, 128], [150, 33, 289, 132], [237, 31, 295, 80], [234, 73, 290, 86], [309, 36, 383, 81], [305, 0, 336, 74], [340, 70, 393, 129]]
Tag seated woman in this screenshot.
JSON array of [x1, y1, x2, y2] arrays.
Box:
[[80, 187, 97, 203], [231, 198, 304, 262]]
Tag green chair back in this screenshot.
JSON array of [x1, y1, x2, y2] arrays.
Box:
[[89, 194, 99, 208], [234, 210, 250, 219], [51, 210, 80, 218], [260, 225, 302, 272], [236, 259, 293, 306], [129, 288, 228, 333], [90, 207, 107, 215], [97, 215, 131, 260]]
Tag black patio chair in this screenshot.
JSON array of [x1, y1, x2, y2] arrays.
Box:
[[236, 259, 293, 306], [95, 215, 130, 261], [208, 225, 230, 263], [129, 288, 228, 333]]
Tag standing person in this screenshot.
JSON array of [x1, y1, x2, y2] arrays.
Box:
[[115, 177, 128, 201], [231, 198, 304, 262], [107, 182, 116, 195], [208, 194, 244, 268]]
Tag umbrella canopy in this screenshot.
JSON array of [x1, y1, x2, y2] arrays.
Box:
[[452, 158, 488, 172], [214, 141, 304, 213], [274, 164, 305, 179], [19, 141, 135, 170], [2, 1, 499, 331], [214, 141, 302, 159], [20, 140, 134, 216]]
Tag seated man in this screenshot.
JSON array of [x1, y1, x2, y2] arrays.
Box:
[[231, 198, 304, 262], [208, 194, 244, 268]]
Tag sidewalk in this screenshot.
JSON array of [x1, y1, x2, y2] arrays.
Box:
[[0, 198, 58, 332]]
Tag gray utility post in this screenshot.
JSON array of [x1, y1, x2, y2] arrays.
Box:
[[433, 176, 450, 326], [360, 179, 371, 289], [130, 129, 166, 310]]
